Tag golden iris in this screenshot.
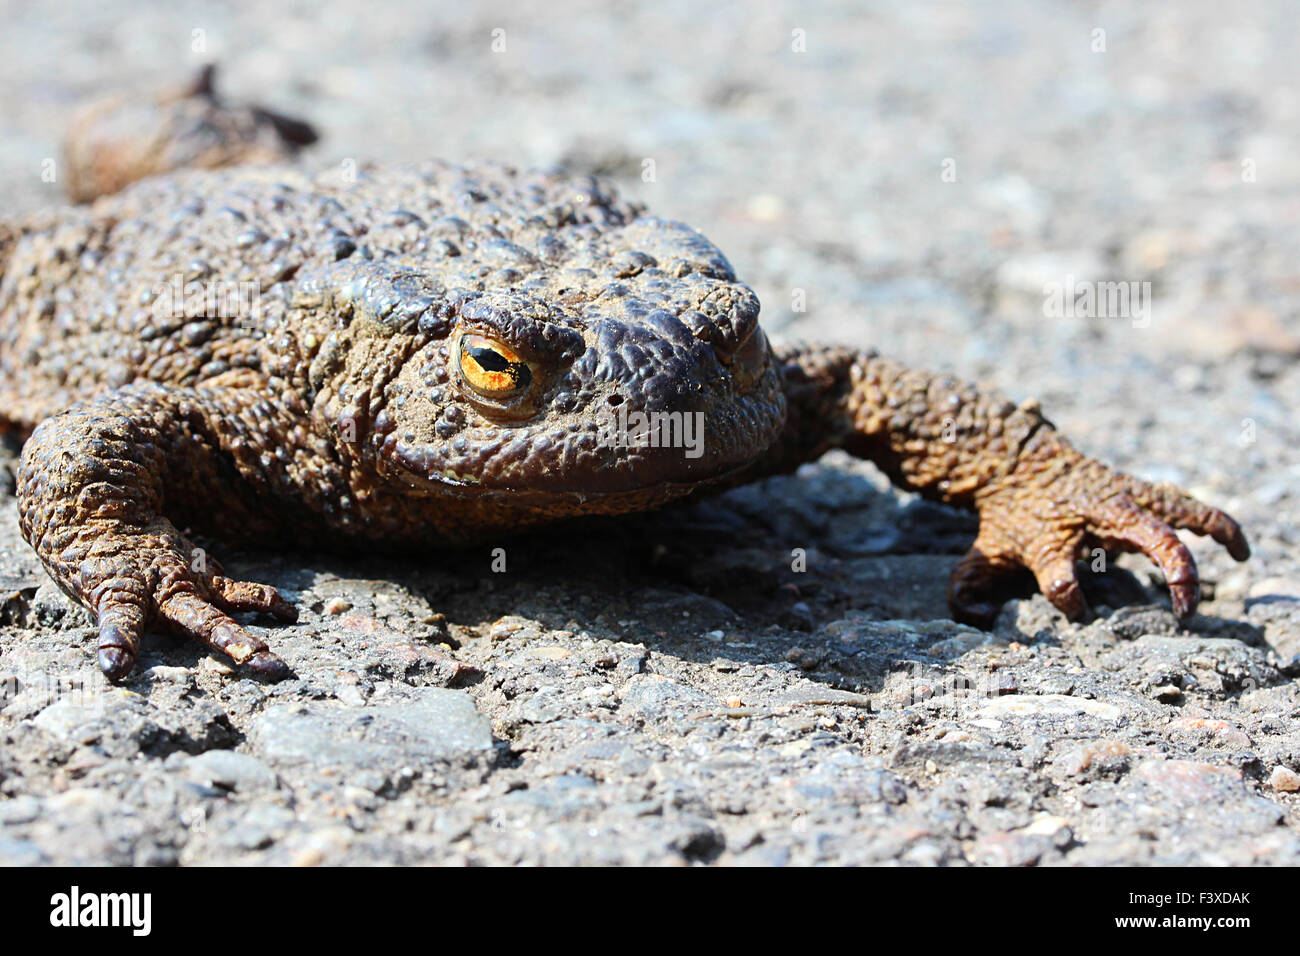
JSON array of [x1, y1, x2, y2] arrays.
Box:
[[457, 334, 532, 398]]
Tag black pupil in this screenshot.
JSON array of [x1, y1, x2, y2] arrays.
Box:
[[468, 344, 530, 390], [470, 346, 512, 372]]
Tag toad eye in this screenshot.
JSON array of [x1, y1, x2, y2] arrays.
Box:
[[457, 334, 533, 398]]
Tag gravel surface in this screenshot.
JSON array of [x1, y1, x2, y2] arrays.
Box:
[[1, 0, 1298, 865]]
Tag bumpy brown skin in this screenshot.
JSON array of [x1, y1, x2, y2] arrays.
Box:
[[0, 161, 1248, 682], [63, 65, 317, 204]]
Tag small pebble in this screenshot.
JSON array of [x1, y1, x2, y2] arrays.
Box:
[[1270, 767, 1300, 792]]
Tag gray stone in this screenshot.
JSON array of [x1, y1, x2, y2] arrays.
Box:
[[182, 750, 280, 792], [251, 688, 495, 770], [977, 694, 1126, 722], [617, 675, 716, 717], [0, 838, 50, 865]]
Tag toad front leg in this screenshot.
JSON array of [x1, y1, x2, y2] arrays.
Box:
[[16, 382, 317, 680], [761, 344, 1249, 624]]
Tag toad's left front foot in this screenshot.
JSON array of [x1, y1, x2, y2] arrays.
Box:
[[948, 428, 1250, 626]]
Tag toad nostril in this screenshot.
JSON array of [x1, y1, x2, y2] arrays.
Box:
[[712, 318, 761, 362], [726, 328, 770, 389]]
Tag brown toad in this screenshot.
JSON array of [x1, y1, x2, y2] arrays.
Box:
[[0, 160, 1248, 680]]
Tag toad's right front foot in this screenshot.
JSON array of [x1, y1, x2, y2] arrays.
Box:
[[16, 384, 299, 681], [89, 548, 297, 682]]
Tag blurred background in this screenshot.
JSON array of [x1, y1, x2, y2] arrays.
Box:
[[1, 0, 1296, 516]]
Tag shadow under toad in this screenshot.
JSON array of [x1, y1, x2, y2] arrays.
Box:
[[201, 464, 1265, 703]]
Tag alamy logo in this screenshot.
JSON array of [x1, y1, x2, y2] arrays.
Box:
[[1043, 276, 1151, 327], [595, 405, 706, 460], [151, 274, 261, 321], [49, 886, 151, 936]]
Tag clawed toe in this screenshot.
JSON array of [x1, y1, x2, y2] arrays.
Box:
[[245, 650, 293, 680], [210, 575, 299, 622], [88, 570, 297, 681], [947, 537, 1036, 627], [97, 645, 135, 682]]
